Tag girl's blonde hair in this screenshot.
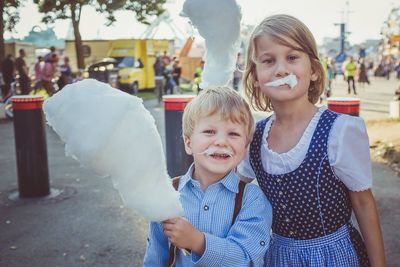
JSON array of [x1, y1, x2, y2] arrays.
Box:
[[182, 87, 255, 145], [244, 14, 326, 111]]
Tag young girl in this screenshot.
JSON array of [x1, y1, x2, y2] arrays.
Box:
[[238, 14, 386, 266]]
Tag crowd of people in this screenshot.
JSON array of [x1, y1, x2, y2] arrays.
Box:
[[153, 51, 182, 100], [0, 46, 73, 100], [319, 54, 400, 98]]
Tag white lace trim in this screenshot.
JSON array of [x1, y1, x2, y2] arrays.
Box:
[[261, 107, 326, 173]]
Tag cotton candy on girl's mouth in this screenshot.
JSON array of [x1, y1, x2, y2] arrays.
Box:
[[197, 147, 234, 157], [265, 74, 297, 88]]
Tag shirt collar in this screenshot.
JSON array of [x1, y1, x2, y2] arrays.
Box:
[[179, 163, 240, 193]]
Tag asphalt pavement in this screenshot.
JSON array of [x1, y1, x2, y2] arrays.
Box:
[[0, 83, 399, 266]]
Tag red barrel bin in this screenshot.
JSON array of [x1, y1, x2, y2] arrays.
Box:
[[12, 96, 50, 198], [327, 97, 360, 116], [163, 95, 195, 177]]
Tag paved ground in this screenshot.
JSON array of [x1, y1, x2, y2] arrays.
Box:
[[326, 76, 398, 120], [0, 119, 148, 267], [0, 76, 399, 266]]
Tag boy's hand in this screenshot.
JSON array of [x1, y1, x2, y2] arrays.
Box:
[[163, 217, 205, 255]]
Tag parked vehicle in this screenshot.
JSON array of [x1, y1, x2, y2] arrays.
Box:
[[88, 58, 119, 89], [107, 39, 173, 94]]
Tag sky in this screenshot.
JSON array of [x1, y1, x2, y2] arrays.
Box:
[[6, 0, 399, 45]]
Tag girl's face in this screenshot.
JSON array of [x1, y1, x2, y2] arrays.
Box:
[[254, 34, 318, 103]]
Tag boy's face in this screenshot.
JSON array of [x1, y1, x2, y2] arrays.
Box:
[[184, 112, 248, 181]]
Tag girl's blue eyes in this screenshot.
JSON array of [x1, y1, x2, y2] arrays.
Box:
[[260, 55, 299, 64]]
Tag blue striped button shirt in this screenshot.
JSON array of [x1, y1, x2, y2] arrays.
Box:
[[143, 164, 273, 266]]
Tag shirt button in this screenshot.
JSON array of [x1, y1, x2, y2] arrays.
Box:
[[285, 218, 290, 223], [203, 205, 209, 211], [260, 241, 266, 246]]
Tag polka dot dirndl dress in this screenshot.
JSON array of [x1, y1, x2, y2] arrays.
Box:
[[249, 109, 370, 267]]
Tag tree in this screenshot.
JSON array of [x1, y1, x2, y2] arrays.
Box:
[[34, 0, 166, 70], [0, 0, 24, 69]]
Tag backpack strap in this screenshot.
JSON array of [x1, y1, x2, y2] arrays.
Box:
[[231, 180, 246, 225], [166, 177, 246, 267], [166, 176, 181, 267], [171, 176, 181, 191], [166, 245, 178, 267]]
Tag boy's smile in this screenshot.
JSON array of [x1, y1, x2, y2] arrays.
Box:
[[184, 112, 248, 186]]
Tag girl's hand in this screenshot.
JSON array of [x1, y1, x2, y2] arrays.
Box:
[[163, 217, 205, 255]]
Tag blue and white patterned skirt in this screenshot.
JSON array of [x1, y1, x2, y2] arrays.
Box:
[[265, 225, 359, 267]]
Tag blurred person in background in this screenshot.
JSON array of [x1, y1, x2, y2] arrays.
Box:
[[161, 50, 172, 66], [358, 58, 370, 87], [194, 60, 204, 94], [15, 49, 31, 95], [395, 60, 400, 80], [172, 59, 182, 87], [153, 54, 165, 102], [44, 46, 57, 62], [383, 59, 393, 80], [232, 53, 244, 91], [58, 56, 72, 90], [326, 59, 334, 97], [1, 54, 15, 98], [344, 56, 357, 95], [41, 53, 59, 96], [34, 56, 44, 90], [163, 63, 175, 95]]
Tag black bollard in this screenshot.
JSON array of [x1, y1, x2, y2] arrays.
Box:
[[12, 96, 50, 198], [163, 95, 194, 178]]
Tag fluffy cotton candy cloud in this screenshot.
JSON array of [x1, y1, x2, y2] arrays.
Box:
[[44, 79, 183, 221], [181, 0, 242, 88]]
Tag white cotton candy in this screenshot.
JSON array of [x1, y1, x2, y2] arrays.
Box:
[[265, 74, 298, 89], [181, 0, 242, 88], [198, 147, 234, 157], [43, 79, 183, 221]]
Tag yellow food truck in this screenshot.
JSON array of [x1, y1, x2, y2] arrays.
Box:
[[107, 39, 173, 93]]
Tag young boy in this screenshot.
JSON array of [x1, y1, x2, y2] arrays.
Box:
[[143, 87, 272, 266]]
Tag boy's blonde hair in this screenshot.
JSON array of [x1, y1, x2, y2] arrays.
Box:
[[244, 14, 326, 111], [182, 87, 255, 145]]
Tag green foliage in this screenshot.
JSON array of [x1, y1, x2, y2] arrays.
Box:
[[33, 0, 167, 25], [3, 0, 24, 32], [124, 0, 167, 25], [32, 0, 167, 69]]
